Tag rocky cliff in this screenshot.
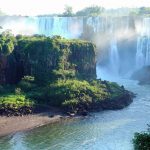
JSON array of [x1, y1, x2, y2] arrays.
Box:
[[0, 35, 96, 84]]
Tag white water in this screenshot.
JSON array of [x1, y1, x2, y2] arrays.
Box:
[[136, 18, 150, 69], [1, 16, 150, 74], [37, 17, 84, 38], [1, 16, 145, 75], [107, 38, 119, 75]]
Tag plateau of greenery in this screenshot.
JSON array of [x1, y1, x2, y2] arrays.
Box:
[[0, 32, 132, 116]]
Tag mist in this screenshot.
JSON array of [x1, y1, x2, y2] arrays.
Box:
[[0, 14, 150, 80]]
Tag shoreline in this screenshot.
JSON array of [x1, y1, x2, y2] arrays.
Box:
[[0, 93, 134, 137], [0, 111, 68, 137]]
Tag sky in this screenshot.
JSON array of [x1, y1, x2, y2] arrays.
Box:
[[0, 0, 150, 16]]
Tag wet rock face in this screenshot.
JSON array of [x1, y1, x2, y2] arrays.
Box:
[[131, 66, 150, 85], [69, 43, 96, 79], [0, 54, 24, 84], [0, 55, 7, 84]]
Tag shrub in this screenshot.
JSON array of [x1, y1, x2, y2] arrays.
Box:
[[18, 76, 36, 92], [133, 126, 150, 150], [45, 79, 109, 113], [62, 99, 79, 112], [22, 76, 35, 82], [15, 88, 21, 95], [18, 81, 35, 92]]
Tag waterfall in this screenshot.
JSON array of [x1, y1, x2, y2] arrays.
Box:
[[136, 18, 150, 69], [109, 38, 119, 75], [136, 37, 145, 68], [0, 15, 139, 75], [37, 17, 84, 38]]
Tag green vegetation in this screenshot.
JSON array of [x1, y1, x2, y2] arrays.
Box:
[[0, 94, 33, 107], [0, 32, 132, 116], [76, 6, 104, 16], [45, 79, 127, 113], [63, 5, 73, 17], [46, 79, 108, 109], [0, 33, 96, 84], [39, 6, 150, 17], [59, 5, 104, 17], [0, 30, 16, 56], [133, 126, 150, 150], [0, 76, 130, 115], [0, 76, 128, 115]]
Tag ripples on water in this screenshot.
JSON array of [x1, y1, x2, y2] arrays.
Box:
[[0, 77, 150, 150]]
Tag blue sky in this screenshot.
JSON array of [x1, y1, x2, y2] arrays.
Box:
[[0, 0, 150, 16]]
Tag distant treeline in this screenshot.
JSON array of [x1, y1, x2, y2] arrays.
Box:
[[1, 6, 150, 18], [37, 6, 150, 17]]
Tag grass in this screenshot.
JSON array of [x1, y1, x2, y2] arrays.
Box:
[[0, 93, 34, 108]]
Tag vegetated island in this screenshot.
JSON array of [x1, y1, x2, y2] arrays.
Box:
[[0, 32, 133, 136]]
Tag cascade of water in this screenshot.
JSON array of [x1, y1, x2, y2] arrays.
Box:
[[109, 38, 119, 75], [136, 18, 150, 69], [37, 17, 84, 38], [0, 15, 141, 75], [136, 37, 145, 68], [108, 19, 120, 75]]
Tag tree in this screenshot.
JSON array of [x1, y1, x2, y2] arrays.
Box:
[[76, 6, 104, 16], [63, 5, 73, 17], [133, 125, 150, 149], [0, 30, 15, 55], [139, 7, 150, 15]]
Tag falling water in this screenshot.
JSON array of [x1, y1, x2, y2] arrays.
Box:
[[0, 16, 143, 74], [136, 18, 150, 69], [37, 17, 84, 38], [109, 38, 119, 75], [108, 19, 120, 75]]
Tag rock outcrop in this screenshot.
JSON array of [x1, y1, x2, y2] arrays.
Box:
[[131, 66, 150, 85], [0, 36, 96, 84]]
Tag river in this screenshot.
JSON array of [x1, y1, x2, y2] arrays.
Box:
[[0, 70, 150, 150]]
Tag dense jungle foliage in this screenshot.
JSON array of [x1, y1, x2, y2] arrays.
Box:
[[0, 32, 132, 115]]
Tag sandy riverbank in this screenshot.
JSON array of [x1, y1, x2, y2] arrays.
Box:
[[0, 111, 67, 137]]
